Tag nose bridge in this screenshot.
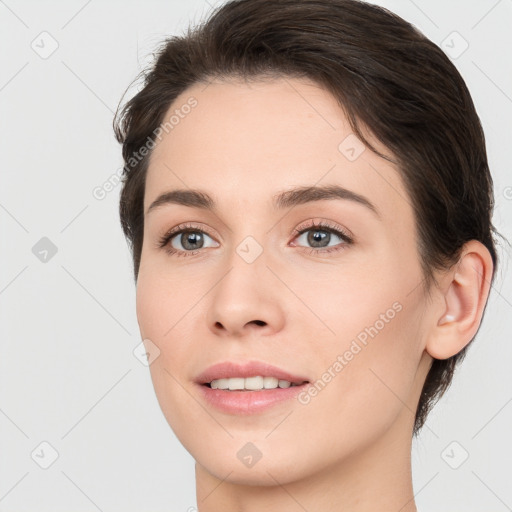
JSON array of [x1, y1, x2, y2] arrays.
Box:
[[220, 206, 272, 279], [217, 232, 270, 303], [206, 229, 285, 335]]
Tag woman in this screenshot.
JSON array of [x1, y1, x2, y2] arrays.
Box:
[[113, 0, 500, 510]]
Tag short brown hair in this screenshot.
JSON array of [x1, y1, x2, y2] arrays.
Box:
[[113, 0, 502, 436]]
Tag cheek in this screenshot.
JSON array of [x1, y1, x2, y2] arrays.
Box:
[[325, 295, 424, 431], [136, 277, 193, 371], [135, 275, 196, 444], [283, 311, 421, 473], [136, 262, 201, 337], [288, 258, 400, 345], [135, 265, 204, 398], [295, 263, 423, 429]]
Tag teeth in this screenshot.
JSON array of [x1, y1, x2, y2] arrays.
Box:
[[228, 377, 245, 390], [209, 376, 303, 391], [264, 376, 278, 389], [246, 376, 264, 390]]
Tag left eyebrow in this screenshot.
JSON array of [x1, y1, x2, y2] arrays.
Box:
[[146, 184, 380, 219], [272, 184, 380, 218]]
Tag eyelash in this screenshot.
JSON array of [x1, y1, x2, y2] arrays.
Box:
[[157, 220, 354, 258]]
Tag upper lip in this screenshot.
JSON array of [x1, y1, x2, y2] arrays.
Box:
[[194, 361, 309, 385]]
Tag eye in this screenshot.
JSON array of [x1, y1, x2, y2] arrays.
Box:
[[291, 220, 353, 255], [157, 223, 219, 257], [157, 220, 353, 258]]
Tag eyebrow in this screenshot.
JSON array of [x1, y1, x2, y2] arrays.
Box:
[[146, 184, 380, 218]]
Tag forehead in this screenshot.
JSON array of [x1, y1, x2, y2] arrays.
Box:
[[144, 77, 411, 224]]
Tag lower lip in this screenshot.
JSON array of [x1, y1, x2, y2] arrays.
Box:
[[196, 383, 310, 415]]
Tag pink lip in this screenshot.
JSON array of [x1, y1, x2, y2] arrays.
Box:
[[194, 360, 311, 415], [194, 360, 309, 385]]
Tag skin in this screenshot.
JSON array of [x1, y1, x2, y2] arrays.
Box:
[[135, 76, 493, 512]]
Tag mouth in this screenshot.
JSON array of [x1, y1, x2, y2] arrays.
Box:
[[194, 361, 311, 414]]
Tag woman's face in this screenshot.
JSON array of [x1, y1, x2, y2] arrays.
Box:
[[136, 77, 434, 485]]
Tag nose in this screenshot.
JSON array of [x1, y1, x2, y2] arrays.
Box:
[[206, 248, 286, 338]]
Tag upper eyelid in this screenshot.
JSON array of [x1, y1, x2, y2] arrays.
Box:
[[166, 222, 217, 241], [294, 219, 353, 239], [162, 220, 352, 246]]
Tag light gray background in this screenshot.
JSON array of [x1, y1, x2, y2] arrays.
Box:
[[1, 0, 511, 510]]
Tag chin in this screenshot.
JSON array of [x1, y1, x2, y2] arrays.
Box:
[[195, 455, 310, 488]]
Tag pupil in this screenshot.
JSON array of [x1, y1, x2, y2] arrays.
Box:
[[308, 230, 329, 247], [182, 232, 203, 250]]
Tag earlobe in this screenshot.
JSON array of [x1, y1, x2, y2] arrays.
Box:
[[425, 241, 494, 360]]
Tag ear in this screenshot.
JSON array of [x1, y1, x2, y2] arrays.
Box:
[[425, 240, 494, 360]]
